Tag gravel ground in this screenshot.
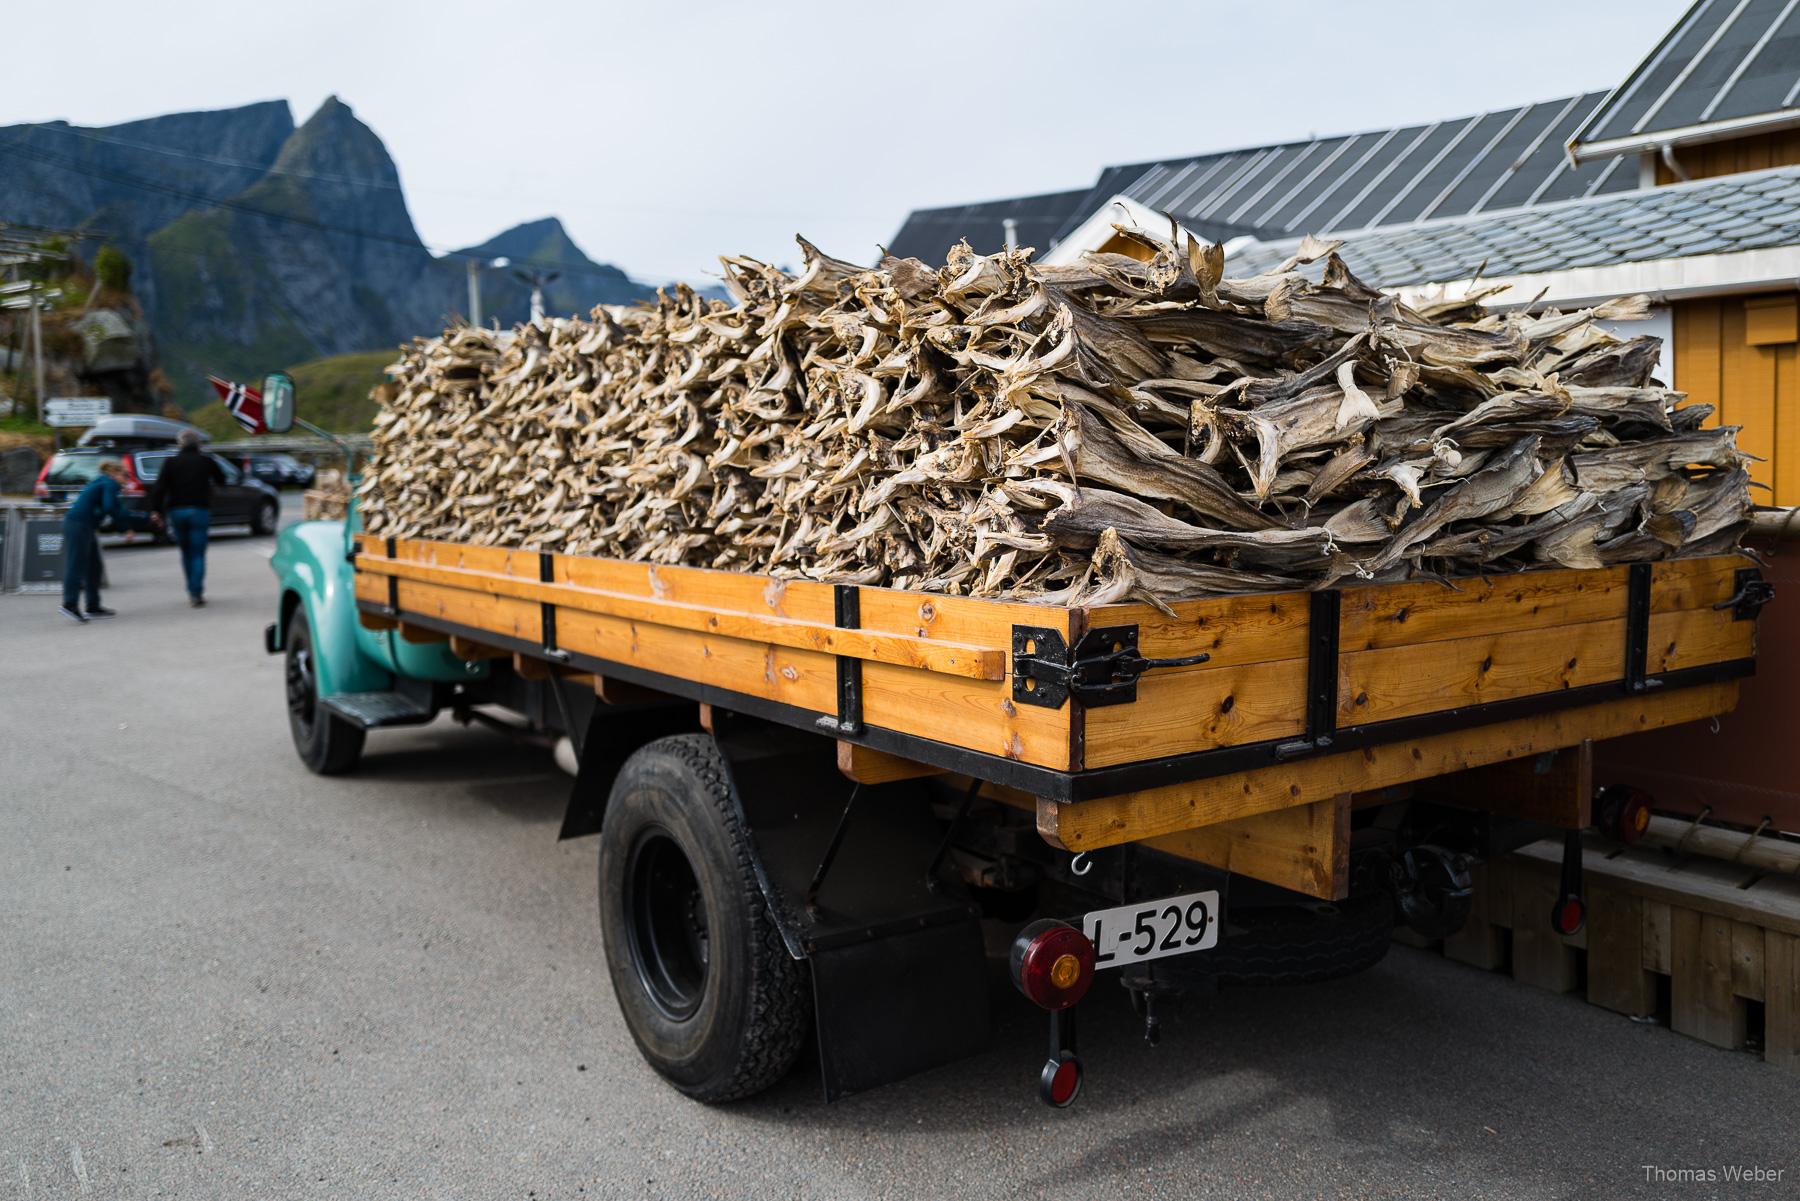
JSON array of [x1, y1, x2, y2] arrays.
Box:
[[2, 527, 1796, 1200]]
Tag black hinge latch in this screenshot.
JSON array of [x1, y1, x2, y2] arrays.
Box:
[[1012, 625, 1209, 709], [1713, 567, 1774, 621]]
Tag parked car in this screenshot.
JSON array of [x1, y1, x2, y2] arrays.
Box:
[[35, 447, 282, 536], [76, 415, 210, 450], [237, 452, 317, 489]]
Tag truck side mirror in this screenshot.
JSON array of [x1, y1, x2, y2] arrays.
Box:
[[261, 372, 296, 434]]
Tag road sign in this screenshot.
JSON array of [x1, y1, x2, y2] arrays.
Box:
[[45, 396, 111, 428]]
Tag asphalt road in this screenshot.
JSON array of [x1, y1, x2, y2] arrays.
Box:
[[3, 528, 1797, 1200]]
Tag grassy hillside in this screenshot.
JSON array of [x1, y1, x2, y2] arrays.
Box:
[[190, 348, 396, 438]]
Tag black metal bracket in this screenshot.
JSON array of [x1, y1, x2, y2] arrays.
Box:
[[1715, 567, 1774, 621], [1625, 562, 1653, 693], [835, 585, 863, 735], [384, 536, 399, 614], [1011, 625, 1209, 709], [1273, 590, 1341, 759], [539, 551, 570, 662]]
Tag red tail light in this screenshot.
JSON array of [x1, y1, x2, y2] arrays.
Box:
[[1551, 896, 1586, 937], [33, 457, 51, 500], [119, 453, 144, 496], [1041, 1054, 1082, 1107], [1010, 920, 1095, 1011]]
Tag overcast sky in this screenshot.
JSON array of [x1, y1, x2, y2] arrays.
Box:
[[7, 0, 1692, 285]]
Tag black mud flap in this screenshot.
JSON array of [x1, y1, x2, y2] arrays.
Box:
[[810, 919, 989, 1102], [712, 715, 990, 1101], [557, 697, 698, 840]]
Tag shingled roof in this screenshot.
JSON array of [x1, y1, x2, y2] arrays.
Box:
[[1224, 164, 1800, 290]]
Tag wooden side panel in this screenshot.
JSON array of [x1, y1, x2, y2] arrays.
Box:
[[559, 553, 838, 624], [1671, 909, 1746, 1049], [1339, 619, 1624, 725], [1649, 555, 1753, 610], [1647, 604, 1757, 674], [395, 578, 541, 644], [1731, 921, 1765, 1003], [1644, 899, 1673, 974], [1730, 301, 1779, 496], [554, 606, 836, 714], [1339, 566, 1629, 650], [1039, 682, 1739, 852], [1083, 659, 1305, 767], [1654, 131, 1800, 183], [1674, 298, 1722, 426], [860, 662, 1071, 770], [1144, 793, 1349, 900], [1778, 341, 1800, 508], [1086, 592, 1308, 666]]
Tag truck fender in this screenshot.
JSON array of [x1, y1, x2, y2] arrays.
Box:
[[270, 520, 392, 697]]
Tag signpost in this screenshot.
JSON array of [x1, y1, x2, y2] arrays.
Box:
[[44, 396, 112, 428]]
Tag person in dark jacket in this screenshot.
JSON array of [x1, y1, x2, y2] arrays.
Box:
[[149, 429, 225, 607], [60, 459, 157, 623]]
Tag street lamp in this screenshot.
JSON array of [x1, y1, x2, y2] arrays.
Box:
[[465, 255, 510, 327]]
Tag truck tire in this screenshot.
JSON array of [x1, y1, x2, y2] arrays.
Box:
[[1164, 894, 1396, 988], [597, 734, 809, 1103], [285, 608, 366, 775]]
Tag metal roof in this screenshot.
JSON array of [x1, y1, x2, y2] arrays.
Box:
[[1570, 0, 1800, 159], [1223, 163, 1800, 289], [1078, 92, 1638, 243], [884, 188, 1093, 263], [887, 94, 1638, 261]]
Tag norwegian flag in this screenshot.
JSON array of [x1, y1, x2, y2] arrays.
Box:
[[208, 375, 266, 434]]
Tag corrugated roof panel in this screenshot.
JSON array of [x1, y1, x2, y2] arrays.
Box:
[[1273, 128, 1402, 231], [1248, 134, 1360, 228], [1586, 0, 1726, 141], [1380, 110, 1519, 224], [1479, 93, 1609, 211], [1331, 120, 1465, 230], [1705, 0, 1800, 117], [1434, 98, 1567, 216], [1183, 147, 1291, 222], [1225, 138, 1337, 225], [1657, 0, 1790, 127]]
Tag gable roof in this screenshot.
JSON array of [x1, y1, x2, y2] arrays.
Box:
[[1224, 163, 1800, 296], [884, 188, 1093, 263], [1570, 0, 1800, 160]]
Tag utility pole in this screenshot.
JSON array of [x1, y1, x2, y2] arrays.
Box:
[[464, 255, 511, 327], [30, 289, 45, 423], [514, 268, 560, 324], [1003, 218, 1019, 252]]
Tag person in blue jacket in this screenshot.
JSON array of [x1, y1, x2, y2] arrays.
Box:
[[60, 458, 157, 623]]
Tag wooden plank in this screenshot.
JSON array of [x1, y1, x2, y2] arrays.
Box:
[[1644, 900, 1673, 974], [1674, 299, 1722, 427], [1513, 838, 1800, 938], [1647, 555, 1755, 611], [448, 635, 509, 661], [1671, 909, 1745, 1049], [1083, 659, 1306, 767], [1767, 932, 1800, 1073], [1510, 869, 1579, 992], [1776, 342, 1800, 508], [396, 579, 542, 645], [358, 609, 397, 632], [366, 554, 1004, 681], [592, 675, 680, 705], [1586, 884, 1652, 1016], [1647, 604, 1757, 675], [1430, 742, 1592, 828], [1744, 295, 1797, 346], [397, 621, 447, 645], [1144, 793, 1349, 901], [1444, 860, 1510, 970], [554, 605, 838, 716], [1339, 566, 1629, 651], [860, 661, 1072, 771], [1727, 302, 1778, 495], [1339, 618, 1623, 725], [1084, 591, 1308, 668], [836, 742, 944, 785], [1037, 682, 1738, 852], [1731, 921, 1766, 1003]]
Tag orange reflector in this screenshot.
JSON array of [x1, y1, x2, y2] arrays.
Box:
[[1633, 805, 1650, 833], [1049, 953, 1082, 990]]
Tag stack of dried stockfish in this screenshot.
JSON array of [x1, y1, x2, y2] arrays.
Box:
[[358, 226, 1750, 610]]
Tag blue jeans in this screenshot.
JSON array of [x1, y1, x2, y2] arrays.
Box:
[[167, 507, 210, 599], [61, 516, 102, 610]]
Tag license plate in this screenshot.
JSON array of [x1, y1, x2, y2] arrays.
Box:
[[1083, 890, 1220, 969]]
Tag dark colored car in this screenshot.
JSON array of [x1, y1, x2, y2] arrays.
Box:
[[34, 447, 282, 536], [238, 452, 317, 489]]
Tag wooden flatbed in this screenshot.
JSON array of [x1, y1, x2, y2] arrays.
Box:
[[351, 534, 1759, 900]]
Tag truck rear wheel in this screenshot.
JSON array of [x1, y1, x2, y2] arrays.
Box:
[[597, 734, 809, 1102], [1160, 894, 1396, 988], [285, 608, 365, 775]]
